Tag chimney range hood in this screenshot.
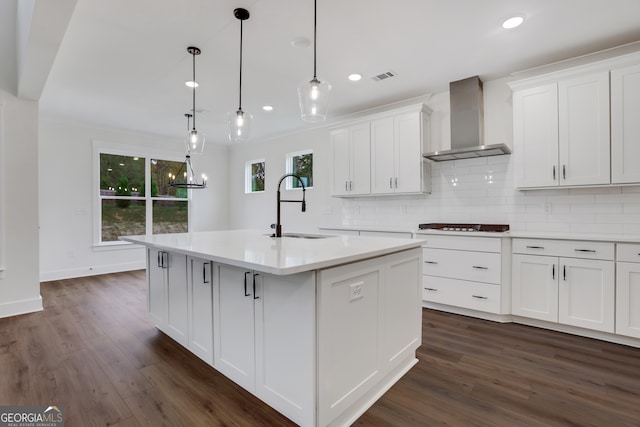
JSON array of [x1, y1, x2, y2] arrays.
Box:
[[423, 76, 511, 162]]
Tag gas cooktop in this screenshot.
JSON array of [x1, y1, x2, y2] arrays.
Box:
[[418, 223, 510, 233]]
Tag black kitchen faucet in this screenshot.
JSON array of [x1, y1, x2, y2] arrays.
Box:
[[272, 173, 306, 238]]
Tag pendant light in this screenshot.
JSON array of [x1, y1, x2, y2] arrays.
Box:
[[228, 8, 252, 142], [297, 0, 331, 122], [186, 46, 205, 153], [169, 113, 207, 189]]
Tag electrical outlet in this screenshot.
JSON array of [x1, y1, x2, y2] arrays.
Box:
[[349, 282, 364, 301]]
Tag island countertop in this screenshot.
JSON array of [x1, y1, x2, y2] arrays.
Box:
[[121, 229, 423, 275]]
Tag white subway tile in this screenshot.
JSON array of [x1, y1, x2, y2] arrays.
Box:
[[570, 223, 624, 234]]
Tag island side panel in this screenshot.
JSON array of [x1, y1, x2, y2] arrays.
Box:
[[317, 248, 422, 427]]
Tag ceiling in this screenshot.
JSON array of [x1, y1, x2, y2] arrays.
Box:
[[39, 0, 640, 145]]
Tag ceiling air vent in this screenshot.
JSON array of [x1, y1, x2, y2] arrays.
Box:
[[371, 71, 397, 82]]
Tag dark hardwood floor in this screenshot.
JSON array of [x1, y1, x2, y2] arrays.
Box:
[[1, 271, 639, 426]]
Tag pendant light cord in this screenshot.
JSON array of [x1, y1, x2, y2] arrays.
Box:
[[238, 18, 244, 111], [313, 0, 317, 79], [192, 50, 197, 130]]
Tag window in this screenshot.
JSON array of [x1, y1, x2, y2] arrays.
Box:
[[245, 159, 265, 193], [95, 145, 190, 245], [286, 149, 313, 189]]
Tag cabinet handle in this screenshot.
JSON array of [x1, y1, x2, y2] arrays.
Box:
[[394, 177, 398, 189], [424, 287, 438, 292], [424, 260, 438, 265], [203, 262, 210, 284], [244, 272, 251, 296], [552, 264, 555, 280], [563, 265, 566, 281], [253, 273, 260, 299], [563, 164, 566, 180], [345, 181, 348, 191], [350, 181, 353, 191], [472, 295, 488, 300], [389, 178, 393, 189], [574, 249, 596, 253], [553, 165, 556, 180], [161, 252, 168, 269], [157, 251, 162, 268], [472, 266, 488, 270], [526, 245, 545, 249]]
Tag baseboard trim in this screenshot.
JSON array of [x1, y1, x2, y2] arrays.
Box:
[[40, 261, 145, 282], [0, 296, 43, 318]]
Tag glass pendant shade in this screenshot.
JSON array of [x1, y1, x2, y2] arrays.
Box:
[[186, 129, 205, 154], [298, 77, 331, 122], [227, 109, 253, 143]]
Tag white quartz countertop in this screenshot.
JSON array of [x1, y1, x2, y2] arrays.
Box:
[[508, 231, 640, 243], [120, 230, 423, 275]]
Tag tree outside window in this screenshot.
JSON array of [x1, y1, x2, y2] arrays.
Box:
[[245, 159, 265, 193], [286, 150, 313, 189]]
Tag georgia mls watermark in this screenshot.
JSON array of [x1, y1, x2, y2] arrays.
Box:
[[0, 406, 63, 427]]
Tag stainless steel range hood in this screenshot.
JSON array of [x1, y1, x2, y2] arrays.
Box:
[[423, 76, 511, 162]]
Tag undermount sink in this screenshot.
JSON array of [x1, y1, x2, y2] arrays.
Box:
[[267, 233, 332, 239]]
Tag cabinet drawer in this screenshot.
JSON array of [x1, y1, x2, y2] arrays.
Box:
[[513, 238, 614, 260], [422, 276, 501, 314], [418, 234, 501, 253], [617, 243, 640, 263], [422, 248, 501, 284]]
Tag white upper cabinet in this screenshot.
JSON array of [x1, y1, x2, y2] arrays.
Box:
[[331, 104, 431, 197], [331, 123, 371, 196], [513, 84, 559, 188], [512, 71, 610, 188], [558, 72, 610, 186], [611, 63, 640, 184], [510, 51, 640, 189]]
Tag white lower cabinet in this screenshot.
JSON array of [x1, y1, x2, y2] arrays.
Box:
[[317, 248, 421, 427], [147, 248, 188, 346], [418, 234, 511, 315], [213, 264, 315, 427], [616, 244, 640, 339], [188, 257, 214, 365], [512, 239, 615, 333]]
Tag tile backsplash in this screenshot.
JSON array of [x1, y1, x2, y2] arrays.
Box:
[[341, 155, 640, 235]]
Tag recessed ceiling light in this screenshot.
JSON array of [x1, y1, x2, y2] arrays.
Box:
[[262, 105, 274, 111], [185, 80, 199, 88], [502, 16, 524, 29], [348, 73, 362, 82]]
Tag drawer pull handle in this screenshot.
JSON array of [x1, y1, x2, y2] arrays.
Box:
[[424, 287, 438, 292], [472, 266, 488, 270], [425, 261, 438, 264], [526, 245, 545, 249], [552, 264, 555, 280], [472, 295, 488, 300], [575, 249, 596, 253], [563, 265, 566, 281]]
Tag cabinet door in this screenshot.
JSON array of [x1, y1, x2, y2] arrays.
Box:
[[166, 252, 188, 346], [558, 72, 610, 186], [370, 117, 395, 194], [350, 123, 371, 195], [189, 258, 213, 365], [254, 272, 316, 427], [213, 264, 255, 391], [611, 64, 640, 184], [513, 84, 559, 188], [331, 128, 351, 196], [394, 112, 423, 193], [616, 261, 640, 339], [511, 254, 558, 322], [559, 257, 614, 333], [147, 248, 167, 328]]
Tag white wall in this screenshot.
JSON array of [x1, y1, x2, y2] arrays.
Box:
[[229, 77, 640, 236], [0, 89, 42, 317], [38, 116, 229, 281]]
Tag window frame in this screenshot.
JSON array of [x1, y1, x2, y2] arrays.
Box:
[[285, 149, 313, 190], [92, 140, 191, 247], [245, 158, 266, 194]]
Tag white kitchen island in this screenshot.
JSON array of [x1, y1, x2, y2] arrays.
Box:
[[121, 230, 423, 427]]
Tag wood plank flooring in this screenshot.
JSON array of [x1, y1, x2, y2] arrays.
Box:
[[1, 270, 639, 426]]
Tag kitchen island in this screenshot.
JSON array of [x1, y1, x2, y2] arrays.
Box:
[[121, 230, 423, 427]]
